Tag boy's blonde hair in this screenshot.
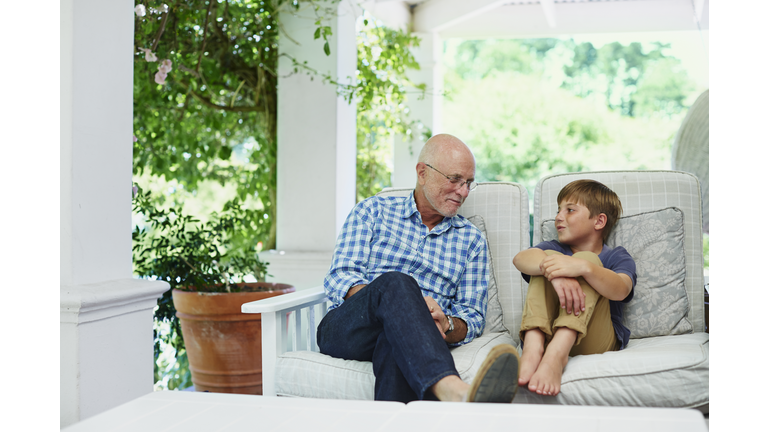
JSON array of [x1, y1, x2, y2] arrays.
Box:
[[557, 179, 623, 241]]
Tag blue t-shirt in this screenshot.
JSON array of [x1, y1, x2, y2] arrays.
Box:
[[522, 240, 637, 350]]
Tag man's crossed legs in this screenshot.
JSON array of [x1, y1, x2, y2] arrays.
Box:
[[317, 272, 519, 403]]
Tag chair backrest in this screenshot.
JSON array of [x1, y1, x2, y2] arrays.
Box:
[[378, 182, 530, 343], [532, 171, 705, 334]]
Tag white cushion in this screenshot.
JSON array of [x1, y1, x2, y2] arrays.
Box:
[[513, 332, 709, 408], [466, 215, 507, 334], [274, 332, 516, 399]]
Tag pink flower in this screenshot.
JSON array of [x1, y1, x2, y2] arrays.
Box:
[[158, 59, 172, 74], [132, 185, 139, 198], [133, 135, 138, 142], [155, 70, 168, 85], [135, 5, 146, 17], [139, 48, 157, 62], [155, 59, 172, 84]]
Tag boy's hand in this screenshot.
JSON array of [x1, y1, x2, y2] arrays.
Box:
[[540, 254, 588, 280], [551, 277, 586, 315]]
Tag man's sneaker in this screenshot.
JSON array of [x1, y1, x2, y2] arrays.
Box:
[[466, 344, 520, 403]]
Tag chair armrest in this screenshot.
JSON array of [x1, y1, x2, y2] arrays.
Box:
[[241, 285, 328, 314], [241, 285, 330, 396]]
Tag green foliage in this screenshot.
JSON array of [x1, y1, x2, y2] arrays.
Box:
[[133, 3, 424, 388], [153, 321, 191, 391], [355, 17, 427, 201], [446, 38, 698, 120], [133, 186, 270, 292], [133, 184, 271, 389], [133, 0, 295, 252], [443, 37, 702, 197]]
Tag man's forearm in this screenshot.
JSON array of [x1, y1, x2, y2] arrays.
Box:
[[444, 316, 468, 344]]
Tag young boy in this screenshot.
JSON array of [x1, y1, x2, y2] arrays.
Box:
[[513, 179, 636, 396]]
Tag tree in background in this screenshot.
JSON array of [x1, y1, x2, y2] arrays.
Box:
[[133, 0, 281, 250], [133, 1, 423, 389], [443, 38, 703, 194], [355, 17, 426, 201]]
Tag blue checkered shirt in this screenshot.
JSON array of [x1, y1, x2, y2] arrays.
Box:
[[324, 192, 489, 346]]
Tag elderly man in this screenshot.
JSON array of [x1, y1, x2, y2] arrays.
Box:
[[317, 134, 520, 403]]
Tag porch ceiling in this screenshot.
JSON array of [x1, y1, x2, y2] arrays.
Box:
[[375, 0, 709, 38]]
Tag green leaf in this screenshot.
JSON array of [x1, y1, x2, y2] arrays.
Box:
[[324, 41, 330, 56], [314, 27, 321, 40]]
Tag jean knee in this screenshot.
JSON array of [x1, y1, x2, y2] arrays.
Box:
[[372, 272, 422, 297]]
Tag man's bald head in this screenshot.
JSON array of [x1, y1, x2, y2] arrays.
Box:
[[418, 134, 475, 167]]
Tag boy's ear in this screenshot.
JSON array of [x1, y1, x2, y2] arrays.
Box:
[[593, 213, 607, 231]]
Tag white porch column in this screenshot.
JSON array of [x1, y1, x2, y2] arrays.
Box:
[[60, 0, 167, 427], [392, 31, 443, 188], [265, 1, 361, 289]]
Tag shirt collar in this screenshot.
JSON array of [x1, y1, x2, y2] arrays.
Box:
[[401, 191, 469, 230]]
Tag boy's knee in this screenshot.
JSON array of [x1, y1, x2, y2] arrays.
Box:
[[572, 251, 603, 267]]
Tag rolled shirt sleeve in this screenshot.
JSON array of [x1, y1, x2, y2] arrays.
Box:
[[323, 203, 373, 305], [444, 235, 488, 345]]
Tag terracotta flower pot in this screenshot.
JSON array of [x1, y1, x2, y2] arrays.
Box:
[[172, 282, 295, 394]]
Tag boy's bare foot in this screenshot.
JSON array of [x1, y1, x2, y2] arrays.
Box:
[[527, 355, 565, 396], [526, 328, 576, 396], [518, 329, 545, 387]]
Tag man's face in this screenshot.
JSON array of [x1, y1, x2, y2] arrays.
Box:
[[421, 157, 476, 218]]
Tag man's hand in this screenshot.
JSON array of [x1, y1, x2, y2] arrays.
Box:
[[424, 296, 447, 338], [344, 284, 366, 300], [550, 277, 586, 315]]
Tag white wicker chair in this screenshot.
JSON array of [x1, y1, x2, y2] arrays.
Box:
[[242, 182, 530, 398]]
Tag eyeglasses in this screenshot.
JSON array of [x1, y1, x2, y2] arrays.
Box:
[[425, 164, 478, 192]]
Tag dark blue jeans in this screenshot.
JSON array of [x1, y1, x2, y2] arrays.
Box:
[[317, 272, 459, 402]]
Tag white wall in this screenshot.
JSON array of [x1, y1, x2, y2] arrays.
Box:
[[60, 0, 168, 427], [392, 32, 443, 188], [61, 0, 134, 287], [266, 1, 362, 288], [275, 0, 360, 252]]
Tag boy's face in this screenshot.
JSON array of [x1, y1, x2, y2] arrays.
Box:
[[555, 198, 601, 246]]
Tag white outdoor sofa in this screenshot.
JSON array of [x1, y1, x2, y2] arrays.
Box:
[[242, 170, 709, 412]]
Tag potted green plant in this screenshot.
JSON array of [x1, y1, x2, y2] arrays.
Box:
[[132, 185, 294, 394]]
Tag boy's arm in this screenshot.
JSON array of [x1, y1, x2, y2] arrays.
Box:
[[514, 248, 587, 315], [512, 248, 548, 275], [540, 254, 632, 301]]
